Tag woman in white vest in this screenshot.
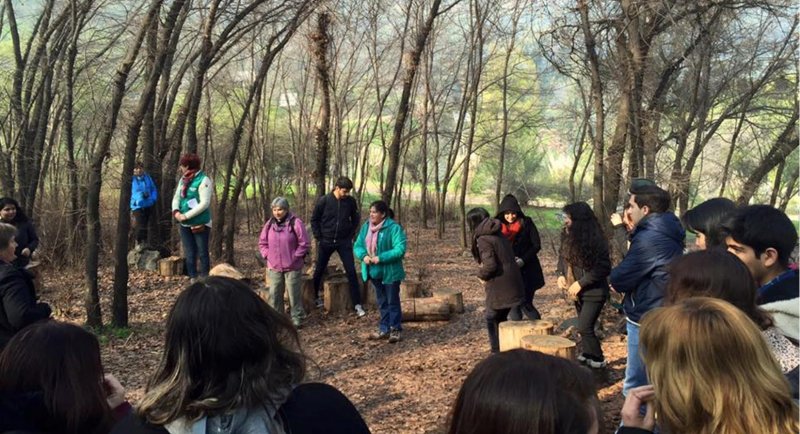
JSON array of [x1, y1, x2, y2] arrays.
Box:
[[171, 153, 213, 280]]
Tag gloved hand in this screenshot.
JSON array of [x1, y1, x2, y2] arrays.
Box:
[[515, 257, 524, 267]]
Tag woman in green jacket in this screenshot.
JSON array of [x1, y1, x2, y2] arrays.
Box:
[[354, 200, 407, 343]]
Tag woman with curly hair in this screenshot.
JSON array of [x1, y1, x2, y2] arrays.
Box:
[[620, 297, 798, 434], [0, 197, 39, 268], [556, 202, 611, 368]]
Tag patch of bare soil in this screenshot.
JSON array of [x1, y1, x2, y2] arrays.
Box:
[[42, 225, 626, 434]]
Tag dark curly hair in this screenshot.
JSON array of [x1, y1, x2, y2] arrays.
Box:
[[561, 202, 607, 270]]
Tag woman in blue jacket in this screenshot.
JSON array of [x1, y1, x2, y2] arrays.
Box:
[[130, 161, 158, 248], [354, 200, 407, 343]]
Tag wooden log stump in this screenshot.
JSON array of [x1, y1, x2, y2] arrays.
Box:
[[158, 256, 184, 277], [209, 263, 244, 279], [431, 288, 464, 314], [401, 298, 451, 322], [300, 275, 316, 312], [400, 280, 421, 300], [520, 335, 576, 360], [498, 320, 555, 352], [324, 278, 353, 313]]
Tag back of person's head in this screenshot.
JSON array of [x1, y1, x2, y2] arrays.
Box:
[[666, 250, 771, 329], [334, 176, 354, 190], [0, 223, 16, 250], [466, 207, 490, 234], [722, 205, 798, 268], [0, 321, 112, 434], [561, 202, 607, 269], [138, 277, 306, 424], [448, 349, 599, 434], [631, 185, 671, 214], [641, 298, 798, 434], [682, 198, 737, 249], [0, 197, 28, 223]]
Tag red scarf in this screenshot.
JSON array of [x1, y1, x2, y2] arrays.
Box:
[[501, 220, 522, 241], [180, 169, 199, 198]]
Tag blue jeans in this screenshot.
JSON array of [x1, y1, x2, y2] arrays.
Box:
[[372, 279, 401, 333], [623, 320, 648, 396], [179, 225, 210, 278]]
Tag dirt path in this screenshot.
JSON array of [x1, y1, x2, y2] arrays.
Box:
[[43, 225, 626, 433]]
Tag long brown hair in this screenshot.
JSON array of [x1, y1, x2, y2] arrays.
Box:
[[641, 298, 798, 434], [138, 277, 306, 424], [0, 321, 114, 434]]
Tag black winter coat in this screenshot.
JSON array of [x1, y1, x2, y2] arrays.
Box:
[[0, 261, 50, 349], [310, 193, 360, 245], [495, 196, 545, 292], [556, 233, 611, 302], [10, 220, 39, 268], [473, 218, 524, 310]]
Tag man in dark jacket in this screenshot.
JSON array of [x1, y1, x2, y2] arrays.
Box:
[[609, 184, 684, 396], [310, 177, 365, 317]]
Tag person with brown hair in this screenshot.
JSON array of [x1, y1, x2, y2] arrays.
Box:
[[620, 297, 798, 434], [0, 321, 130, 433], [171, 153, 213, 280], [448, 349, 600, 434], [113, 277, 370, 434]]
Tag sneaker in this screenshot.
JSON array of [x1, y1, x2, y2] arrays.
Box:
[[355, 304, 366, 318], [577, 353, 588, 364], [369, 330, 389, 340], [388, 330, 401, 343], [585, 355, 607, 369], [315, 297, 324, 309]]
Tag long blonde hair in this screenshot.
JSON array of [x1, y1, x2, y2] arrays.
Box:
[[641, 297, 798, 434]]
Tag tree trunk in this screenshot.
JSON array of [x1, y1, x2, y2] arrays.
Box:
[[313, 12, 332, 198]]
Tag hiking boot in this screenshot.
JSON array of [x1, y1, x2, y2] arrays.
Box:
[[388, 330, 401, 343], [585, 355, 607, 369], [355, 304, 366, 318], [577, 353, 588, 364], [369, 330, 389, 340], [315, 297, 324, 309]]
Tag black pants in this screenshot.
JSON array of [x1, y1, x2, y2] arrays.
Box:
[[575, 297, 605, 359], [131, 207, 152, 244], [313, 241, 362, 306], [485, 306, 513, 353]]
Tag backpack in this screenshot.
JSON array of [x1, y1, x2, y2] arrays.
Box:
[[266, 216, 298, 240]]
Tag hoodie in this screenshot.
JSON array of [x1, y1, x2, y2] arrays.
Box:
[[495, 195, 545, 292]]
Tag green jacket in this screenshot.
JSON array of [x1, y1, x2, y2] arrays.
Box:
[[354, 218, 406, 283]]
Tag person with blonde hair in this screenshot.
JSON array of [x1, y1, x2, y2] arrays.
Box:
[[619, 297, 798, 434]]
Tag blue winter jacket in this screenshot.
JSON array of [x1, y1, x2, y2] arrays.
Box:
[[609, 212, 684, 324], [131, 173, 158, 210]]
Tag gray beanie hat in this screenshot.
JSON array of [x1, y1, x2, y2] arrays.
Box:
[[271, 196, 290, 210]]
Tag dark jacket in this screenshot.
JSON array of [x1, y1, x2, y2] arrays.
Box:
[[474, 218, 524, 310], [310, 193, 360, 245], [609, 212, 684, 324], [556, 233, 611, 302], [0, 391, 49, 433], [111, 383, 371, 434], [0, 262, 51, 349], [11, 220, 39, 268], [495, 195, 545, 292]]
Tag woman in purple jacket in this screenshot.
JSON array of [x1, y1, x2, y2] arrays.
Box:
[[258, 197, 310, 328]]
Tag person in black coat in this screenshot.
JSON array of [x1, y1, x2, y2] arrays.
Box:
[[0, 223, 50, 349], [556, 202, 611, 368], [468, 208, 524, 353], [0, 197, 39, 269], [495, 194, 544, 320]]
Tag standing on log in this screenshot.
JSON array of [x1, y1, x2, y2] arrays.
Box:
[[556, 202, 611, 369], [354, 200, 407, 343], [310, 177, 365, 318], [259, 197, 311, 328], [171, 153, 213, 281], [130, 161, 158, 251], [467, 208, 523, 353], [0, 197, 39, 269], [495, 194, 544, 320]]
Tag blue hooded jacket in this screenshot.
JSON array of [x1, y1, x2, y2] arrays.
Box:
[[131, 173, 158, 211], [609, 212, 684, 323]]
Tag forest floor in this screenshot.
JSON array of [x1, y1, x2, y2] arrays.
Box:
[[42, 224, 627, 434]]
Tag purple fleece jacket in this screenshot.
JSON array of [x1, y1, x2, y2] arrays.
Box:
[[258, 213, 310, 272]]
